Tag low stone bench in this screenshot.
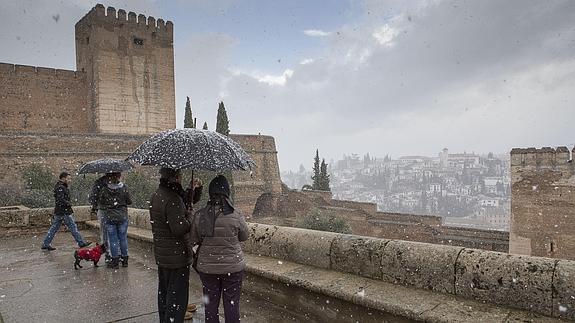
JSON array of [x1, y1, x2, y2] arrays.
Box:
[[84, 219, 565, 322]]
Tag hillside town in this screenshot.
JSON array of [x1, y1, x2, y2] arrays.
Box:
[[282, 148, 511, 231]]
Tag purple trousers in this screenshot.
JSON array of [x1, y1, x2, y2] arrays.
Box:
[[199, 270, 244, 323]]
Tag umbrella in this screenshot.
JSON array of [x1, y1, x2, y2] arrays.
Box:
[[127, 129, 255, 171], [78, 158, 134, 174]]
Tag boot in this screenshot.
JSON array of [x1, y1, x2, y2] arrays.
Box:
[[107, 257, 119, 269], [120, 256, 129, 267]]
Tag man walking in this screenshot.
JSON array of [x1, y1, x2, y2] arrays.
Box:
[[41, 172, 91, 251]]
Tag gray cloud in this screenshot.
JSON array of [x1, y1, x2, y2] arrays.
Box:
[[175, 0, 575, 170]]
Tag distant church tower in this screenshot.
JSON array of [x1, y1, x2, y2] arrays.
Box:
[[75, 4, 175, 134]]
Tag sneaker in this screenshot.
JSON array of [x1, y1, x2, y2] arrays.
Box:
[[41, 245, 56, 251], [79, 241, 92, 248]]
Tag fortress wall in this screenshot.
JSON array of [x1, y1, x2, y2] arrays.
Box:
[[0, 132, 148, 189], [510, 146, 575, 260], [0, 132, 283, 216], [0, 63, 90, 133], [230, 134, 283, 215]]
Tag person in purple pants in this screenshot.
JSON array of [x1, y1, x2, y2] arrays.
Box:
[[191, 175, 250, 323]]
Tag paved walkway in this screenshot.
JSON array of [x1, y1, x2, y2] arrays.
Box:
[[0, 230, 306, 323]]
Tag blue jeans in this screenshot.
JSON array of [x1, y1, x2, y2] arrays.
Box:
[[106, 218, 128, 258], [42, 213, 86, 247], [98, 210, 110, 258]]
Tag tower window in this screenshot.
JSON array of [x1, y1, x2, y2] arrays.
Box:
[[133, 37, 144, 46], [86, 37, 89, 44]]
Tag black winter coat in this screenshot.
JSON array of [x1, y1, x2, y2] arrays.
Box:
[[54, 180, 73, 216], [149, 185, 194, 269], [97, 183, 132, 223]]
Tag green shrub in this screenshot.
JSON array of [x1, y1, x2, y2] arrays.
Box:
[[124, 171, 158, 209], [297, 208, 351, 234], [0, 185, 23, 206], [21, 164, 55, 190], [69, 174, 98, 206], [181, 169, 235, 208], [21, 189, 54, 208]]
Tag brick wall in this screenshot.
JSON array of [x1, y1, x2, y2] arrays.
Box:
[[0, 64, 90, 133]]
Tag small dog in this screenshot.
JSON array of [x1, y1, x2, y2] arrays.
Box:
[[74, 243, 106, 270]]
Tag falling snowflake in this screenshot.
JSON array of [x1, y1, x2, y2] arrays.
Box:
[[277, 260, 283, 265], [559, 305, 567, 312]]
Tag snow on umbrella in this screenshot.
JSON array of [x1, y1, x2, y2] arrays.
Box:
[[78, 158, 134, 174], [127, 129, 255, 171]]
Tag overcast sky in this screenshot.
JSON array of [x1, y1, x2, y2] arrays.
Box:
[[1, 0, 574, 171]]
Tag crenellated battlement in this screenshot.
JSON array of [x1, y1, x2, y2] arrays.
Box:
[[0, 63, 84, 78], [510, 146, 572, 167], [77, 4, 173, 35]]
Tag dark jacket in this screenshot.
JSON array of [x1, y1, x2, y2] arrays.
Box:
[[191, 204, 250, 275], [54, 180, 73, 216], [97, 182, 132, 222], [88, 176, 108, 211], [149, 183, 194, 269]]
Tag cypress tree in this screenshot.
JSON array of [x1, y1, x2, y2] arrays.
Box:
[[319, 159, 331, 191], [311, 149, 321, 190], [215, 101, 230, 135], [184, 96, 195, 128], [202, 121, 208, 130]]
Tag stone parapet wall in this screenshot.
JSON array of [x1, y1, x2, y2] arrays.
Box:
[[0, 63, 90, 133], [72, 208, 569, 319], [329, 198, 378, 214], [244, 223, 574, 320], [510, 146, 575, 260], [371, 211, 442, 226], [0, 206, 92, 228]]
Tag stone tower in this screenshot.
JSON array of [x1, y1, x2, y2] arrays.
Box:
[[75, 4, 175, 134], [510, 146, 575, 260]]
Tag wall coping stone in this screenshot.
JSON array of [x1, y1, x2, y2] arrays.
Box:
[[82, 219, 560, 322]]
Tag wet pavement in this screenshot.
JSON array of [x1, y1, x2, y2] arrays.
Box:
[[0, 230, 308, 323]]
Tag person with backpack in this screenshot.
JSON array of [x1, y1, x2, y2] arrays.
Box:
[[97, 172, 132, 269]]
